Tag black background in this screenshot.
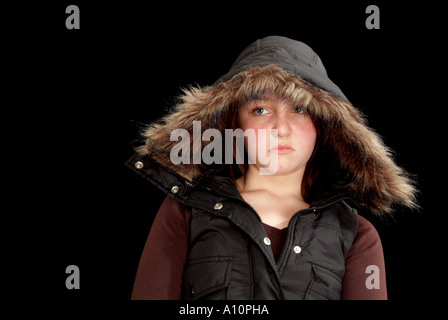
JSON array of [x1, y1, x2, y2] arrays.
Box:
[[9, 0, 446, 315]]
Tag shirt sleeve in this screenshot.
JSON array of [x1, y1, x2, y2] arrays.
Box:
[[131, 196, 191, 300], [341, 215, 388, 300]]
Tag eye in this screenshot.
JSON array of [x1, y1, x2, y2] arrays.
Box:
[[253, 107, 269, 115], [293, 106, 307, 114]]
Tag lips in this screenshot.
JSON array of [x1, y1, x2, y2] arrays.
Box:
[[271, 144, 294, 154]]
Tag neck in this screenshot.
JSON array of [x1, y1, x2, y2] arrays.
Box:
[[237, 165, 305, 200]]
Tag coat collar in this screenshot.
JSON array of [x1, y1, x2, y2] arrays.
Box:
[[126, 152, 350, 211]]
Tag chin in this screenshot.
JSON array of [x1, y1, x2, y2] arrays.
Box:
[[258, 159, 304, 176]]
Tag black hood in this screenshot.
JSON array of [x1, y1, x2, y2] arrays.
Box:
[[215, 36, 348, 101]]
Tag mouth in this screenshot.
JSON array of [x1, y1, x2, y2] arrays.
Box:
[[270, 144, 294, 154]]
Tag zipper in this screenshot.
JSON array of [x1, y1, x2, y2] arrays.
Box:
[[221, 193, 264, 222], [218, 191, 286, 299], [275, 207, 315, 268], [276, 197, 349, 269], [191, 181, 264, 221]]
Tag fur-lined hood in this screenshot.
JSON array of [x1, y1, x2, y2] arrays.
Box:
[[136, 36, 417, 215]]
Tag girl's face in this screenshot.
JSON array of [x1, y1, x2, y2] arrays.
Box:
[[237, 92, 317, 176]]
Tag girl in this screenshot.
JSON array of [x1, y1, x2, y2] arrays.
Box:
[[126, 36, 417, 300]]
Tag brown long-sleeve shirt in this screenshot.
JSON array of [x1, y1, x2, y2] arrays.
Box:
[[131, 196, 387, 300]]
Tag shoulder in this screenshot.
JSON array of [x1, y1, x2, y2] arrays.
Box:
[[159, 195, 190, 213], [352, 215, 382, 253], [154, 196, 192, 233]]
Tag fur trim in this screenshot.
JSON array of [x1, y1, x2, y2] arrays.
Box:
[[137, 65, 418, 215]]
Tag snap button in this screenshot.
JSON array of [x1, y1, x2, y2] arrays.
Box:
[[263, 237, 271, 246], [293, 245, 302, 254], [134, 161, 144, 169], [214, 202, 223, 210], [171, 186, 179, 194]]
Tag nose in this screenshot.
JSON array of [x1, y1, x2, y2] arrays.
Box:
[[271, 113, 292, 137]]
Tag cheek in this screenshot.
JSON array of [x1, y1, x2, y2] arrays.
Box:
[[295, 120, 317, 151], [237, 116, 266, 144], [237, 114, 262, 132]]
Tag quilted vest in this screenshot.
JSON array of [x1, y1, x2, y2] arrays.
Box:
[[182, 194, 358, 300]]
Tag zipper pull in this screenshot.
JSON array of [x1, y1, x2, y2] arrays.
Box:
[[184, 180, 196, 188], [311, 208, 321, 228]]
